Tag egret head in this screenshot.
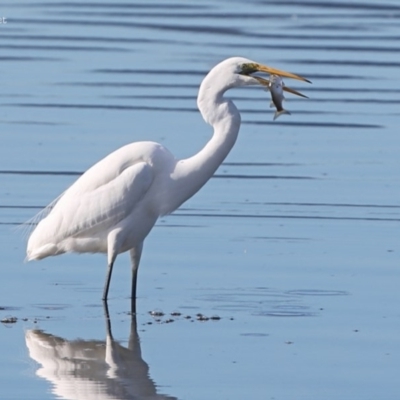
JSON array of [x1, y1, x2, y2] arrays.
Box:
[[203, 57, 310, 92], [198, 57, 310, 124], [237, 58, 311, 85]]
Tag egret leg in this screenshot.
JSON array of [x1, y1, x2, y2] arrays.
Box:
[[102, 299, 112, 337], [103, 260, 114, 301], [104, 232, 119, 301], [130, 242, 143, 314]]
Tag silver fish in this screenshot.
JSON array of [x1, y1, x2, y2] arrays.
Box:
[[268, 75, 290, 120], [253, 75, 309, 120]]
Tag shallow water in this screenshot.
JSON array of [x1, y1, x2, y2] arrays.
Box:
[[1, 1, 400, 399]]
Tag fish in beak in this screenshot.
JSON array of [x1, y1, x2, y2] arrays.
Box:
[[241, 63, 310, 120]]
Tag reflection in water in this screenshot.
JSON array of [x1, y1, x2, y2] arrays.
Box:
[[25, 304, 177, 400]]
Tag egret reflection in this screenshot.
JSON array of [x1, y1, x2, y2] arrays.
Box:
[[25, 304, 177, 400]]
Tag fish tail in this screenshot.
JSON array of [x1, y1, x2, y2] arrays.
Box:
[[273, 109, 291, 121]]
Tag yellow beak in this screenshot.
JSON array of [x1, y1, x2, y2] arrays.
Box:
[[254, 63, 311, 83], [253, 76, 308, 98]]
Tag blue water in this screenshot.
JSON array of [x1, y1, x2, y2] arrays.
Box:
[[1, 1, 400, 399]]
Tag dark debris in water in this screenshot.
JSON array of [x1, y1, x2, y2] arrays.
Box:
[[196, 313, 209, 321], [1, 316, 18, 324], [149, 310, 165, 317], [146, 310, 226, 325], [0, 313, 55, 325], [170, 311, 181, 317]]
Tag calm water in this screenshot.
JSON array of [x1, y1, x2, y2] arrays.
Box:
[[1, 1, 400, 399]]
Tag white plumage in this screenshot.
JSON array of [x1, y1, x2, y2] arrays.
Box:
[[26, 57, 309, 312]]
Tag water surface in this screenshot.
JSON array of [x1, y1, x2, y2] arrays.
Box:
[[1, 1, 400, 399]]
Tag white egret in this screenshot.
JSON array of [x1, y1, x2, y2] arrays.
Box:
[[26, 57, 309, 312]]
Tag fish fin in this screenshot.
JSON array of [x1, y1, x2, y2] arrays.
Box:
[[270, 101, 275, 108], [273, 109, 291, 121]]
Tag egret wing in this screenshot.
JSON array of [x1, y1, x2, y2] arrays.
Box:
[[50, 162, 154, 240]]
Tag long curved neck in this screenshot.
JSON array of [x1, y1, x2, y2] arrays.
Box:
[[189, 81, 241, 177], [169, 75, 241, 209]]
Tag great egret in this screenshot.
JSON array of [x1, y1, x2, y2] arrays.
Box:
[[26, 57, 309, 312]]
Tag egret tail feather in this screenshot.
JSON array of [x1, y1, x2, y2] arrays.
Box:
[[26, 243, 60, 261]]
